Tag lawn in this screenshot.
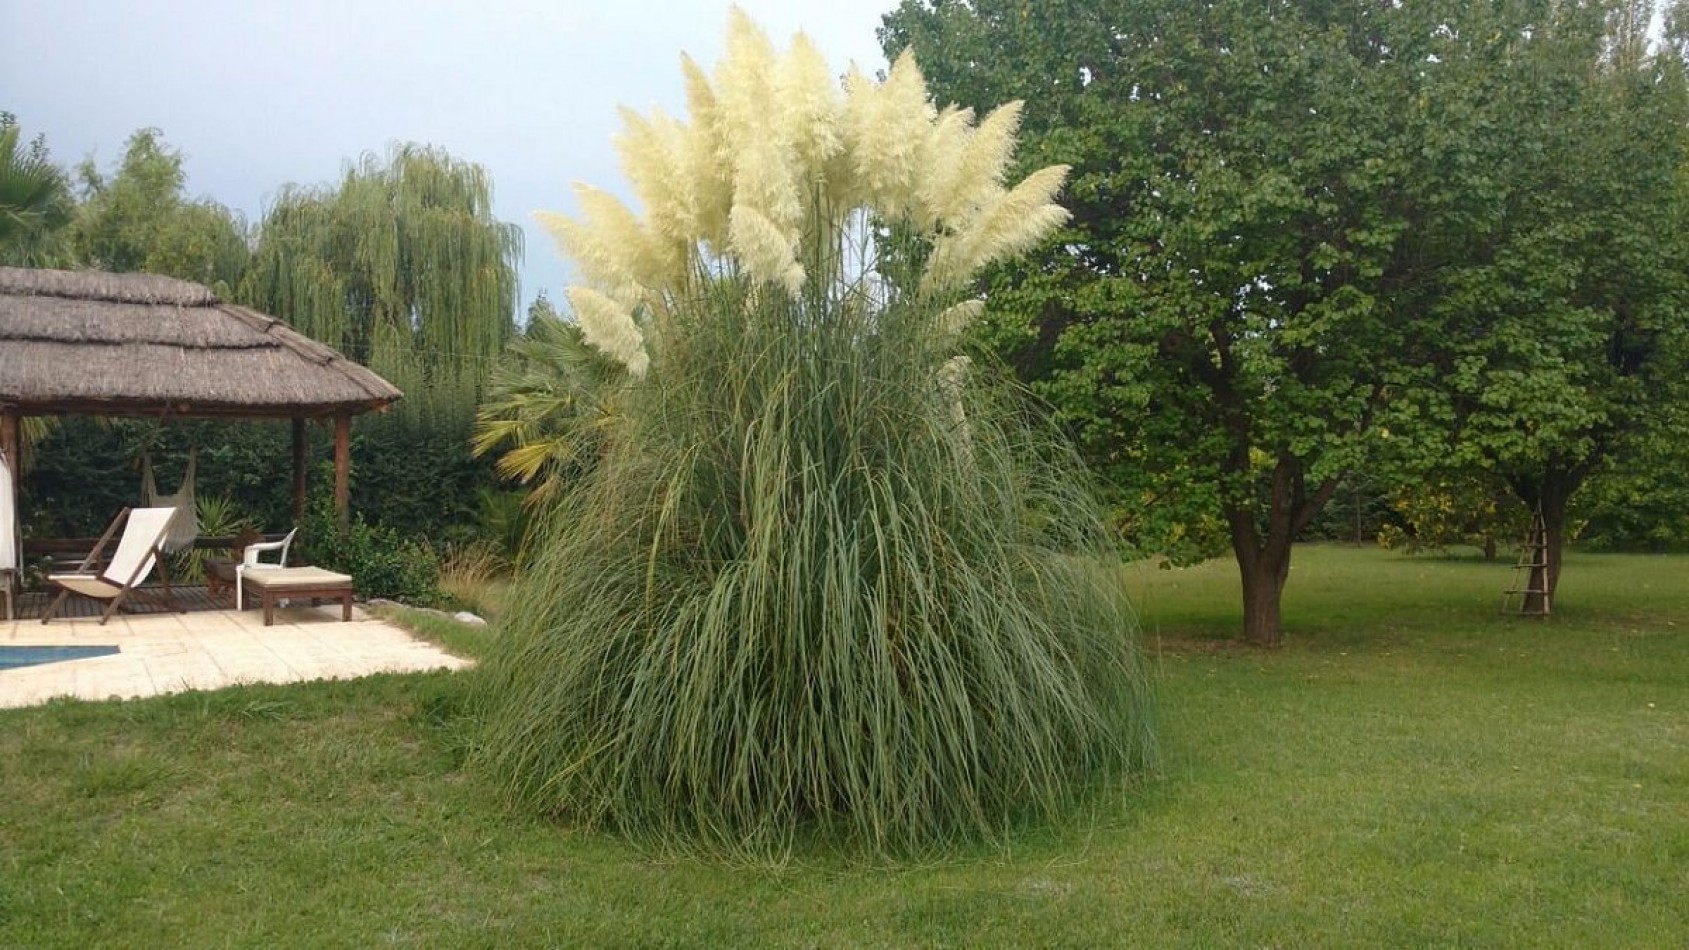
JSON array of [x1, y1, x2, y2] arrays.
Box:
[[2, 544, 1685, 946]]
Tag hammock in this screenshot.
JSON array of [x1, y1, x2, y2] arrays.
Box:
[[141, 448, 199, 553]]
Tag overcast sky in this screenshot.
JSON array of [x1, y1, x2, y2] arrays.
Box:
[[1, 0, 895, 314]]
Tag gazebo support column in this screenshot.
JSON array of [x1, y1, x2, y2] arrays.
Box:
[[333, 415, 351, 525], [292, 417, 308, 525]]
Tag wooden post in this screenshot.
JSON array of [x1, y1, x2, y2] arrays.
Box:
[[333, 415, 351, 526], [291, 417, 307, 524]]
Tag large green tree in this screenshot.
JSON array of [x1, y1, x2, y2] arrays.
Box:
[[886, 0, 1689, 643], [1389, 4, 1689, 608], [71, 128, 250, 292], [886, 0, 1478, 645], [242, 143, 524, 541], [242, 143, 523, 413]]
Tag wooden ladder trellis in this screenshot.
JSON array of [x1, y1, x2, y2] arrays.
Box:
[[1502, 505, 1551, 616]]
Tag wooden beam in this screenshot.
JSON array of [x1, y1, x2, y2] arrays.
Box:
[[333, 415, 351, 525], [292, 417, 307, 524]]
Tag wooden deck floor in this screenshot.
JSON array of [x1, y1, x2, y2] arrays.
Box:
[[12, 584, 232, 622]]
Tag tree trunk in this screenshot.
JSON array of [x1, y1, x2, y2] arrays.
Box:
[[1511, 468, 1579, 613], [1226, 455, 1335, 648], [1540, 489, 1568, 598], [1238, 545, 1290, 648]]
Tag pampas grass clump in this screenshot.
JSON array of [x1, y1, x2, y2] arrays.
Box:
[[477, 10, 1155, 856]]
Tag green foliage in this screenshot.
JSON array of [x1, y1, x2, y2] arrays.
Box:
[[886, 0, 1454, 644], [238, 143, 522, 550], [0, 113, 74, 266], [300, 501, 440, 604], [479, 279, 1156, 857], [472, 295, 626, 507], [886, 0, 1689, 641], [19, 413, 493, 553], [18, 417, 140, 537], [472, 487, 532, 564], [71, 127, 250, 292], [1374, 473, 1526, 559], [1577, 409, 1689, 551], [241, 143, 521, 419], [347, 412, 496, 545], [166, 494, 255, 584]]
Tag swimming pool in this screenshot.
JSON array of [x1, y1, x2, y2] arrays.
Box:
[[0, 645, 121, 671]]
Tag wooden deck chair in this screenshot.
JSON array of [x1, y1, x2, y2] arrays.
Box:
[[40, 506, 180, 625]]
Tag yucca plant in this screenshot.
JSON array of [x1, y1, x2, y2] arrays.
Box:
[[168, 494, 253, 585], [477, 12, 1155, 856]]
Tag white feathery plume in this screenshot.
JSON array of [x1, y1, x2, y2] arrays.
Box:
[[615, 106, 699, 246], [680, 54, 733, 251], [777, 32, 844, 175], [536, 185, 680, 301], [934, 102, 1024, 224], [921, 165, 1071, 296], [730, 203, 806, 294], [937, 299, 985, 335], [715, 9, 806, 290], [844, 52, 935, 220], [542, 9, 1074, 366], [567, 286, 649, 377], [914, 105, 975, 230]]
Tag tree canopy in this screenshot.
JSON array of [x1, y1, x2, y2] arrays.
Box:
[[71, 128, 250, 293], [885, 0, 1689, 643]]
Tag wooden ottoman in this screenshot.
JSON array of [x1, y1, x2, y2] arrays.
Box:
[[240, 566, 355, 626]]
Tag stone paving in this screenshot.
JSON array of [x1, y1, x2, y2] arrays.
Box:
[[0, 604, 470, 710]]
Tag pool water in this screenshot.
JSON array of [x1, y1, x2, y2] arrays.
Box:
[[0, 645, 121, 670]]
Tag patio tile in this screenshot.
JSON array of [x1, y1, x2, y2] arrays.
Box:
[[0, 608, 470, 709]]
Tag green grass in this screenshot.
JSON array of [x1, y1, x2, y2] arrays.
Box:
[[3, 544, 1686, 946]]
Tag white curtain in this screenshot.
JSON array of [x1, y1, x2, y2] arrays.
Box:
[[0, 447, 16, 574]]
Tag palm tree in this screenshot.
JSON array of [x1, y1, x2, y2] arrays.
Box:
[[472, 298, 625, 507], [0, 116, 73, 266]]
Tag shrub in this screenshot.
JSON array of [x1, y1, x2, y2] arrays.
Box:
[[301, 502, 440, 604], [476, 14, 1156, 857]]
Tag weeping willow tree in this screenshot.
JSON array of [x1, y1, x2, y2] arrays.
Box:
[[478, 12, 1156, 857], [242, 144, 522, 422]]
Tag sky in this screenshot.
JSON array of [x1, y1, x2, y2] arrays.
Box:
[[0, 0, 895, 314]]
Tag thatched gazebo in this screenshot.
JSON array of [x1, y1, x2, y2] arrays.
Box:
[[0, 266, 403, 526]]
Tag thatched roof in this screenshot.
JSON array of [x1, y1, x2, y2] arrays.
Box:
[[0, 267, 402, 419]]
